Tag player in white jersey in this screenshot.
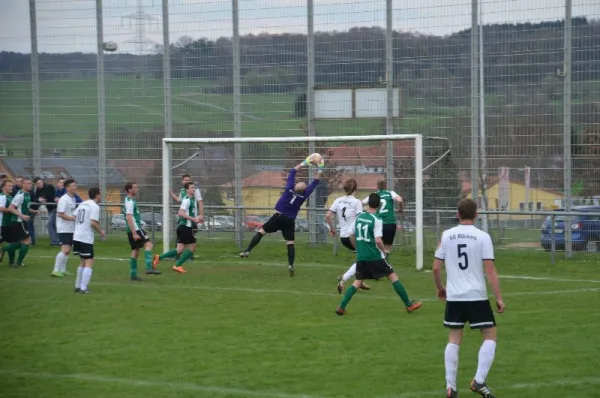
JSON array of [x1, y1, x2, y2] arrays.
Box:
[[432, 199, 505, 398], [72, 188, 105, 295], [325, 178, 370, 293], [51, 179, 78, 277]]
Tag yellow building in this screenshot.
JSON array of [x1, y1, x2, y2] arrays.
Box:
[[465, 180, 563, 215]]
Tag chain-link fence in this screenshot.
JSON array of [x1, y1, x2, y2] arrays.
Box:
[[0, 0, 599, 260]]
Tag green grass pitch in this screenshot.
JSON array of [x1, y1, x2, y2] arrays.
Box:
[[1, 236, 600, 397]]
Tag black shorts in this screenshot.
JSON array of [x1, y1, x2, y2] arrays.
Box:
[[355, 259, 394, 280], [73, 241, 94, 260], [382, 223, 397, 245], [0, 225, 12, 243], [262, 213, 295, 241], [176, 225, 196, 245], [340, 237, 356, 253], [444, 300, 496, 330], [127, 229, 150, 250], [12, 222, 29, 242], [58, 233, 74, 246]]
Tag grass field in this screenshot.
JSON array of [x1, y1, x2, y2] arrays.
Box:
[[0, 77, 454, 155], [2, 236, 600, 397]]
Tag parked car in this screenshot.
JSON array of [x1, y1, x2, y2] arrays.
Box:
[[141, 212, 162, 231], [212, 215, 235, 231], [541, 206, 600, 252], [111, 214, 147, 230], [295, 218, 308, 232], [397, 221, 416, 232], [198, 218, 225, 231]]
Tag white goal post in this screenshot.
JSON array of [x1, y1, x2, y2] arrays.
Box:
[[162, 134, 424, 271]]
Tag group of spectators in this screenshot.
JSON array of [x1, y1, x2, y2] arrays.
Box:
[[0, 174, 82, 246]]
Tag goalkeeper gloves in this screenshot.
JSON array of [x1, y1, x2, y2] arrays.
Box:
[[302, 155, 311, 166], [317, 160, 325, 174]]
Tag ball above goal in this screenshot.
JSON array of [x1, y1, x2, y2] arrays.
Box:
[[308, 152, 323, 165], [103, 41, 118, 52]]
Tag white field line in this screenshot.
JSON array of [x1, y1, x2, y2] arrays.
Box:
[[0, 369, 324, 398], [0, 276, 598, 302], [1, 369, 599, 398], [29, 255, 600, 284], [173, 96, 262, 120]]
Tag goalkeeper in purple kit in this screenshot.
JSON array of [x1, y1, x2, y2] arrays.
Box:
[[240, 155, 324, 276]]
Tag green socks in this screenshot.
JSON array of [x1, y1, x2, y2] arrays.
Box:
[[175, 249, 193, 267], [392, 280, 412, 307], [5, 242, 21, 264], [16, 244, 29, 265], [339, 285, 357, 310], [129, 258, 138, 277], [159, 249, 178, 260], [144, 250, 153, 271]]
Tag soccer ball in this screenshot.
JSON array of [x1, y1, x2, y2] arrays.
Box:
[[308, 153, 323, 165], [103, 41, 118, 52]]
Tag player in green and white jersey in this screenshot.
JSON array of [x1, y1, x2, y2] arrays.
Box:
[[6, 178, 36, 267], [155, 182, 201, 274], [0, 180, 14, 263], [335, 193, 421, 316], [170, 173, 204, 223], [123, 182, 162, 281], [362, 180, 404, 259]]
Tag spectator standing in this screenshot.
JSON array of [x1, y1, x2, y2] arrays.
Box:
[[31, 177, 56, 246], [12, 176, 23, 197]]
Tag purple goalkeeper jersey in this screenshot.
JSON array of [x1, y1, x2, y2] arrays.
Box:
[[274, 168, 319, 219]]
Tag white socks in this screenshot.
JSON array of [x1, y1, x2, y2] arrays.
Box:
[[80, 268, 93, 291], [54, 252, 69, 273], [341, 263, 357, 283], [475, 340, 496, 384], [444, 343, 460, 390], [75, 266, 84, 289]]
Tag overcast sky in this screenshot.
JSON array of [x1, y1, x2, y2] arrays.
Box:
[[0, 0, 597, 53]]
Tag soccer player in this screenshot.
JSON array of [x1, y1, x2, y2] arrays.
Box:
[[170, 174, 204, 222], [335, 193, 421, 315], [239, 157, 323, 276], [6, 177, 36, 267], [432, 198, 505, 398], [0, 180, 14, 263], [51, 179, 78, 277], [362, 180, 403, 259], [73, 188, 105, 294], [155, 182, 202, 273], [325, 178, 370, 293], [123, 182, 162, 281]]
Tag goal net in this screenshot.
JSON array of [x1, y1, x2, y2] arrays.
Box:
[[162, 134, 425, 270]]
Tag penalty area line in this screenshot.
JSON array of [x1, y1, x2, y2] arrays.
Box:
[[0, 369, 325, 398]]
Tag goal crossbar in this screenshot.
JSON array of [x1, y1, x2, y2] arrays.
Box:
[[162, 134, 424, 271]]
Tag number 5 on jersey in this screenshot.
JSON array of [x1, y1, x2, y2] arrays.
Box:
[[457, 243, 468, 270]]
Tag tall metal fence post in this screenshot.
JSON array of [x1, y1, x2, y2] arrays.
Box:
[[307, 0, 317, 245], [563, 0, 573, 258], [435, 210, 441, 240], [550, 214, 556, 265], [232, 0, 244, 249], [96, 0, 107, 202], [478, 1, 489, 233], [470, 0, 479, 208], [29, 0, 41, 176], [385, 0, 394, 190]]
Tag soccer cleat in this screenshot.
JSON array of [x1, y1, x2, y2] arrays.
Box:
[[406, 300, 422, 313], [239, 251, 249, 258], [152, 254, 160, 270], [74, 287, 81, 293], [359, 282, 371, 290], [288, 265, 295, 277], [447, 387, 458, 398], [337, 276, 343, 294], [470, 380, 495, 398], [145, 269, 162, 275], [130, 275, 143, 281], [51, 271, 64, 277], [172, 265, 187, 274], [335, 307, 346, 316], [79, 289, 92, 295]]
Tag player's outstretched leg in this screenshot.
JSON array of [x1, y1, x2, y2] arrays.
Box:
[[286, 242, 295, 276], [470, 329, 497, 398], [240, 230, 265, 258], [335, 279, 362, 315], [337, 263, 370, 294], [388, 272, 421, 313], [173, 247, 193, 273], [144, 243, 161, 275]]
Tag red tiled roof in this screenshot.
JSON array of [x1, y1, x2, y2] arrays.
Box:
[[222, 170, 386, 189], [326, 142, 414, 167]]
